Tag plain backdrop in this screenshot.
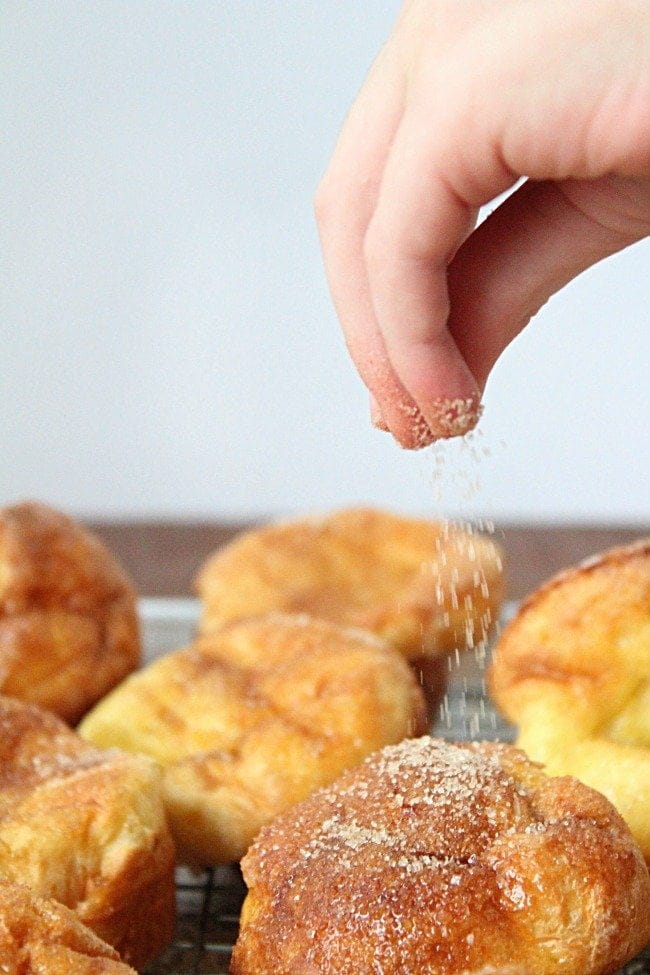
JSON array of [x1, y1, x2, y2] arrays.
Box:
[[2, 1, 649, 525]]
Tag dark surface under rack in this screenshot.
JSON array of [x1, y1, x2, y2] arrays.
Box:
[[145, 865, 245, 975], [140, 599, 650, 975]]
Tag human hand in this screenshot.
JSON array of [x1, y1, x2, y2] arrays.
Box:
[[315, 0, 650, 447]]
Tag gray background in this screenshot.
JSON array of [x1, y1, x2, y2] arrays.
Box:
[[2, 1, 648, 523]]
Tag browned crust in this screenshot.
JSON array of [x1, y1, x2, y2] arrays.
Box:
[[232, 737, 650, 975], [486, 538, 650, 865], [195, 507, 505, 661], [488, 537, 650, 717], [80, 614, 428, 865], [0, 501, 141, 723], [0, 696, 176, 968], [79, 827, 176, 969], [0, 880, 138, 973]]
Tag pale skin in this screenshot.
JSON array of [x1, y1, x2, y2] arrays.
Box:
[[315, 0, 650, 447]]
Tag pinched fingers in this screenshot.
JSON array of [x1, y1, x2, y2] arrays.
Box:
[[318, 0, 650, 446], [316, 11, 512, 444], [362, 93, 512, 438]]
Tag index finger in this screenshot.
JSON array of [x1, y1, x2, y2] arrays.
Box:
[[363, 84, 515, 436], [315, 48, 439, 448]]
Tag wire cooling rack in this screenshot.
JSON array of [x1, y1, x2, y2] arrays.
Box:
[[139, 599, 650, 975], [144, 865, 245, 975]]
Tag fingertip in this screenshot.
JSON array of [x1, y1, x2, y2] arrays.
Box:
[[422, 394, 484, 440], [392, 401, 438, 450], [366, 370, 439, 450], [384, 396, 483, 448], [378, 326, 484, 442], [367, 351, 483, 446], [370, 396, 438, 450]]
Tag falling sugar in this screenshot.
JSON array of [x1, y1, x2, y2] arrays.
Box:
[[414, 426, 508, 741]]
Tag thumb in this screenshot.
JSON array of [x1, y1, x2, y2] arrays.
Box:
[[447, 174, 650, 390]]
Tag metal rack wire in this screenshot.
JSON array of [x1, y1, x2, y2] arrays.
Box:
[[140, 600, 649, 975], [144, 866, 245, 975]]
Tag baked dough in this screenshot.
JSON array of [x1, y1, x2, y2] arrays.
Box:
[[195, 507, 504, 660], [0, 695, 176, 968], [0, 880, 137, 974], [79, 614, 428, 865], [488, 539, 650, 861], [0, 501, 140, 723], [232, 736, 650, 975]]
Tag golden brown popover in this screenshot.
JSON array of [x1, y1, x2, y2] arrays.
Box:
[[489, 539, 650, 861], [0, 695, 175, 968], [80, 613, 427, 865], [0, 879, 137, 974], [195, 507, 504, 660], [232, 736, 650, 975], [0, 501, 140, 723]]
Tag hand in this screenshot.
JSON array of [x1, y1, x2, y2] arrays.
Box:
[[315, 0, 650, 447]]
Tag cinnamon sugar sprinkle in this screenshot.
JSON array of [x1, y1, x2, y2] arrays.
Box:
[[393, 396, 484, 449], [293, 738, 518, 877], [397, 402, 438, 450], [426, 397, 484, 440], [238, 735, 650, 975]]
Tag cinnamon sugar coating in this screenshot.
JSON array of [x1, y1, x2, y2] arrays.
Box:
[[0, 501, 140, 723], [489, 539, 650, 861], [80, 614, 427, 865], [0, 880, 137, 974], [0, 696, 176, 968], [425, 396, 484, 441], [233, 737, 650, 975], [196, 507, 504, 661]]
